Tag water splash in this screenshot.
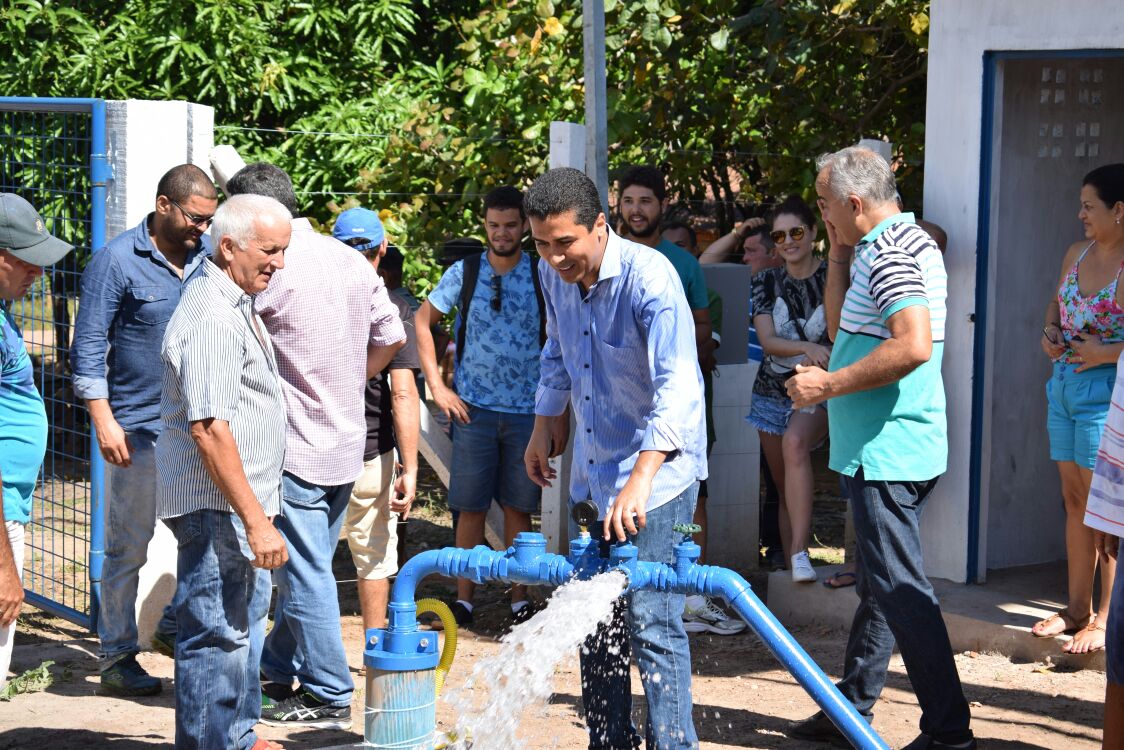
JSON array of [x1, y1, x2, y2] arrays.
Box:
[[441, 570, 628, 749]]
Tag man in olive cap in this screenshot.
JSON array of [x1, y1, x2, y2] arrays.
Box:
[[0, 193, 72, 688]]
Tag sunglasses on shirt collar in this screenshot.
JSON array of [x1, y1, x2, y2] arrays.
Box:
[[490, 275, 502, 312]]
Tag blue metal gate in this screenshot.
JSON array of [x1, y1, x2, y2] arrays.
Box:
[[0, 97, 107, 629]]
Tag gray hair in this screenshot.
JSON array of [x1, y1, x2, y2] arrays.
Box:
[[815, 146, 898, 205], [211, 193, 291, 248]]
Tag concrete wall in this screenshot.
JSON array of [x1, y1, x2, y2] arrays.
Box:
[[701, 264, 759, 571], [105, 100, 214, 237], [707, 362, 761, 571], [102, 99, 214, 643], [925, 0, 1124, 581]]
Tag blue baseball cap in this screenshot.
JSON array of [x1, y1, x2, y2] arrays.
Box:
[[332, 207, 385, 251]]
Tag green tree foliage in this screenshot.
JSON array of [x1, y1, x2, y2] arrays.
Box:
[[1, 0, 930, 292]]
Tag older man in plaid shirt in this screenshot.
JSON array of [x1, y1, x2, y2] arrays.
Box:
[[226, 163, 405, 729]]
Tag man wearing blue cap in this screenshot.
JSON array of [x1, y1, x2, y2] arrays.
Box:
[[0, 193, 73, 688], [333, 208, 421, 635]]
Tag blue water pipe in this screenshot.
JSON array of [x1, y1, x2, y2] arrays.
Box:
[[365, 529, 889, 750]]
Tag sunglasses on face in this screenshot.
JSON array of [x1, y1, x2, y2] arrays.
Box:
[[770, 226, 807, 244], [168, 199, 214, 229], [490, 274, 502, 312]]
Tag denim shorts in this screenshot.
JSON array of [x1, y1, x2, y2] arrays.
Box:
[[747, 393, 793, 436], [1046, 362, 1115, 469], [449, 405, 541, 514]]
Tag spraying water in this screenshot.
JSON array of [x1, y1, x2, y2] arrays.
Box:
[[441, 570, 628, 749]]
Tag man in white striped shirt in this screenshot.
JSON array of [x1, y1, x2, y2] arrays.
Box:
[[786, 147, 973, 750], [157, 193, 291, 750], [225, 163, 406, 730]]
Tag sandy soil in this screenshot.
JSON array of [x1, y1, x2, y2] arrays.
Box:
[[0, 568, 1106, 749], [0, 464, 1107, 748]]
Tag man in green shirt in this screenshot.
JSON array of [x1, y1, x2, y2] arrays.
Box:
[[786, 147, 973, 750], [617, 166, 711, 349]]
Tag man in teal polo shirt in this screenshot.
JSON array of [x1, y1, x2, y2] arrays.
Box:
[[0, 194, 73, 688], [786, 147, 974, 750]]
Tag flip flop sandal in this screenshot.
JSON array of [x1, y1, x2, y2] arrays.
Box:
[[251, 740, 284, 750], [822, 570, 857, 589], [1030, 609, 1089, 638]]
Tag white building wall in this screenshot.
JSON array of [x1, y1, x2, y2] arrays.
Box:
[[924, 0, 1124, 581]]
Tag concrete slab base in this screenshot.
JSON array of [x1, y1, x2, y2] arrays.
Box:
[[766, 561, 1105, 671]]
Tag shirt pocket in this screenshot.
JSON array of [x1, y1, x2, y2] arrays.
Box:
[[128, 285, 175, 325], [596, 339, 649, 387]]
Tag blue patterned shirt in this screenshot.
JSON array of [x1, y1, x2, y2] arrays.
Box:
[[535, 230, 707, 517], [427, 252, 540, 414]]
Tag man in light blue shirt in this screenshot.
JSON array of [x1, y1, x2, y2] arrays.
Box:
[[524, 167, 707, 750]]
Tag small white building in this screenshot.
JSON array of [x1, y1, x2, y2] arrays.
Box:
[[923, 0, 1124, 582]]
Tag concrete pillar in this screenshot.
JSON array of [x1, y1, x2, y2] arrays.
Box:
[[105, 99, 214, 236], [103, 99, 214, 645], [700, 263, 759, 572], [541, 122, 585, 553]]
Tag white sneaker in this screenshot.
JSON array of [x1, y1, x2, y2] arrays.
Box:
[[682, 595, 747, 635], [791, 551, 817, 583]]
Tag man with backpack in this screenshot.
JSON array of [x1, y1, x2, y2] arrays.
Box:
[[415, 186, 564, 627]]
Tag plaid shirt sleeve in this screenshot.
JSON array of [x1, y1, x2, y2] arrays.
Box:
[[368, 271, 406, 347]]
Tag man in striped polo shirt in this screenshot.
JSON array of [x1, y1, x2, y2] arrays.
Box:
[[157, 194, 292, 750], [786, 147, 974, 750]]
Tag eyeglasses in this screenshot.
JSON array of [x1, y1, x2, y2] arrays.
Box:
[[490, 274, 502, 312], [169, 199, 214, 228], [770, 226, 807, 244]]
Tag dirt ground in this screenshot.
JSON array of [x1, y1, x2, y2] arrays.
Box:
[[0, 461, 1109, 748]]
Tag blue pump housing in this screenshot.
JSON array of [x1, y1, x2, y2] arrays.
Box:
[[366, 531, 890, 750]]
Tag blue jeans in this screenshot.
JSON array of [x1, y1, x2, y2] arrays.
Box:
[[579, 484, 699, 750], [167, 510, 271, 750], [836, 470, 972, 744], [449, 406, 541, 514], [260, 472, 353, 706], [98, 432, 176, 661]]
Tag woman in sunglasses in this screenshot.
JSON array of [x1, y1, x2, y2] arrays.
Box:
[[748, 195, 829, 583]]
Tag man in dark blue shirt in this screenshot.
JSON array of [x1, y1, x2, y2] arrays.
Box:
[[71, 164, 216, 696]]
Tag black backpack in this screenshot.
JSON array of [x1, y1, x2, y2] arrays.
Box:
[[455, 252, 547, 362]]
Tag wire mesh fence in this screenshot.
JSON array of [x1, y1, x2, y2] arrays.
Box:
[[0, 101, 102, 627]]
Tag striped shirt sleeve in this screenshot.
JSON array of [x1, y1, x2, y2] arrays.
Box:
[[868, 247, 927, 319], [172, 319, 246, 423]]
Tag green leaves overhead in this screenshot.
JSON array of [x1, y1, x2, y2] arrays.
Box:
[[1, 0, 931, 298]]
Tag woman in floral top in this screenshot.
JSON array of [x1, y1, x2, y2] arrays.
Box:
[[1037, 163, 1124, 654]]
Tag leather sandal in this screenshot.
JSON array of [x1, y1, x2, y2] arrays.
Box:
[[1030, 608, 1091, 638], [1063, 618, 1107, 654]]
